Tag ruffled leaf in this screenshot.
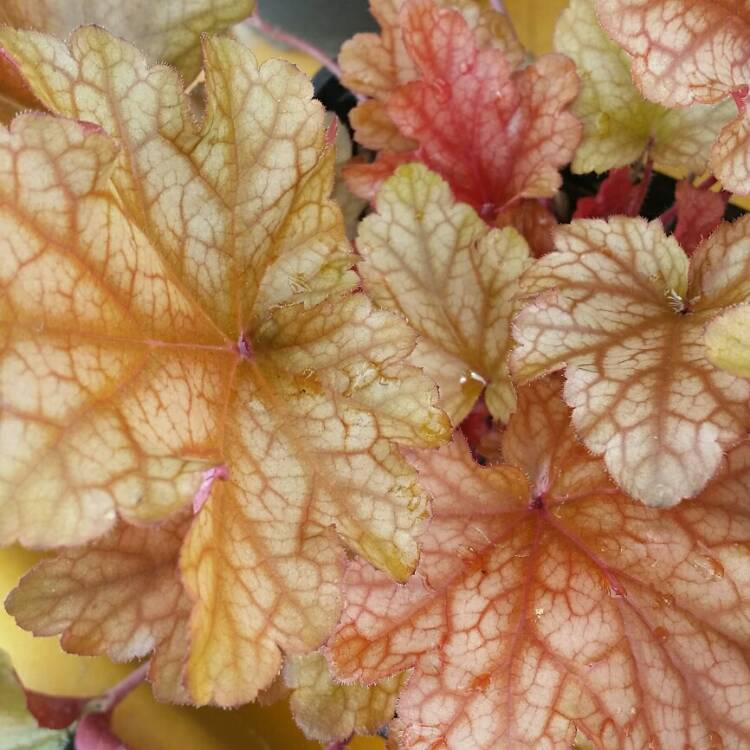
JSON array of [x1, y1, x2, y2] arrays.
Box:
[[673, 180, 728, 255], [361, 0, 580, 218], [556, 0, 733, 174], [329, 378, 750, 749], [0, 29, 449, 705], [6, 514, 192, 703], [340, 0, 523, 157], [0, 649, 72, 750], [512, 216, 750, 506], [706, 303, 750, 378], [597, 0, 750, 192], [284, 652, 408, 743], [357, 164, 531, 424]]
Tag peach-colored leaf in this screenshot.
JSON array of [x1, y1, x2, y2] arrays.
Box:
[[383, 0, 580, 218], [357, 164, 531, 424], [284, 652, 408, 742], [596, 0, 750, 192], [329, 378, 750, 750], [0, 29, 449, 705], [6, 514, 192, 703], [572, 167, 646, 219], [512, 216, 750, 506], [673, 180, 728, 254], [0, 649, 72, 749], [556, 0, 734, 175], [706, 303, 750, 378]]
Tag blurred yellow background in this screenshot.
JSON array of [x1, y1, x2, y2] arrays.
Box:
[[0, 3, 567, 749]]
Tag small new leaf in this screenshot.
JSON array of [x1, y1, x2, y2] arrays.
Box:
[[357, 164, 531, 424], [512, 216, 750, 506]]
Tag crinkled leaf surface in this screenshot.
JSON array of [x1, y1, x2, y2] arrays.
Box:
[[357, 164, 531, 425], [596, 0, 750, 192], [572, 167, 646, 219], [0, 29, 449, 705], [343, 0, 580, 216], [512, 216, 750, 506], [0, 650, 72, 750], [329, 378, 750, 750], [706, 303, 750, 378], [493, 199, 557, 258], [6, 513, 192, 703], [284, 652, 408, 743], [673, 180, 728, 255], [556, 0, 733, 175], [340, 0, 523, 156]]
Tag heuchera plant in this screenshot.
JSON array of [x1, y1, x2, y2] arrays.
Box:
[[0, 0, 749, 749]]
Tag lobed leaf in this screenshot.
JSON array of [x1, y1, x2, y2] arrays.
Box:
[[357, 164, 531, 424], [0, 649, 71, 750], [556, 0, 733, 175], [354, 0, 581, 219], [0, 29, 449, 705], [340, 0, 523, 158], [284, 652, 408, 743], [6, 514, 192, 703], [596, 0, 750, 192], [329, 378, 750, 749], [512, 216, 750, 506]]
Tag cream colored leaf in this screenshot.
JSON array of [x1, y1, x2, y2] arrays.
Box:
[[0, 29, 448, 706], [284, 652, 408, 742], [556, 0, 734, 174], [706, 303, 750, 378], [512, 216, 750, 506], [358, 164, 531, 424]]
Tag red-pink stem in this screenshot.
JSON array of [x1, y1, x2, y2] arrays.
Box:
[[325, 739, 352, 750], [91, 663, 150, 714], [248, 11, 343, 80], [659, 176, 720, 228], [490, 0, 509, 12]]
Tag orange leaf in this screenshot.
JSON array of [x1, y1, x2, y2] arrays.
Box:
[[512, 216, 750, 506], [596, 0, 750, 192], [493, 199, 557, 258], [348, 0, 581, 218], [6, 514, 192, 703], [329, 378, 750, 749], [0, 29, 449, 705]]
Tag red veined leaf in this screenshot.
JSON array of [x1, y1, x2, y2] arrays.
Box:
[[349, 0, 581, 219], [512, 216, 750, 506], [328, 377, 750, 749], [0, 27, 449, 706], [493, 200, 557, 257]]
